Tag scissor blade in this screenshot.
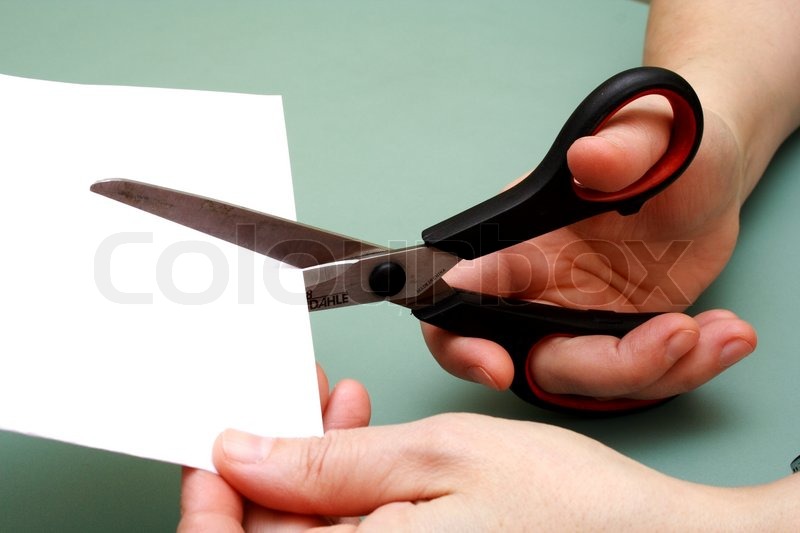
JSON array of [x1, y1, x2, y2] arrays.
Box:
[[90, 179, 385, 268], [303, 244, 460, 312]]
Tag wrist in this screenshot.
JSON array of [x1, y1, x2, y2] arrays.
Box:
[[659, 481, 764, 531], [738, 474, 800, 530], [682, 475, 800, 531], [638, 60, 763, 205], [659, 64, 776, 203], [643, 0, 800, 204]]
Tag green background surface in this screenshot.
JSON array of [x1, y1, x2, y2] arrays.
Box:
[[1, 1, 799, 531]]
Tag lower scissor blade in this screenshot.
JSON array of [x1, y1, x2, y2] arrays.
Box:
[[90, 178, 385, 268]]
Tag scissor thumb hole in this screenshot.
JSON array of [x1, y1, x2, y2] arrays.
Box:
[[527, 312, 698, 398], [567, 94, 673, 194]]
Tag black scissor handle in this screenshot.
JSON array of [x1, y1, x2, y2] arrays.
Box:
[[413, 289, 670, 414], [422, 67, 703, 260], [417, 67, 702, 413]]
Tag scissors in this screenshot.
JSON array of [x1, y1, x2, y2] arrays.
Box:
[[91, 66, 702, 414]]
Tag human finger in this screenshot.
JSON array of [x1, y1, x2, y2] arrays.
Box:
[[629, 310, 756, 399], [530, 310, 755, 400], [322, 378, 371, 431], [567, 94, 672, 192], [213, 418, 462, 517], [420, 322, 514, 390], [178, 467, 243, 533], [236, 378, 371, 531], [529, 312, 701, 398], [317, 363, 331, 413]]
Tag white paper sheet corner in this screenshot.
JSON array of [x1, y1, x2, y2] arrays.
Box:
[[0, 73, 322, 472]]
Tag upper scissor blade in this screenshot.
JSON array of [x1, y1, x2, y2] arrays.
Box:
[[90, 179, 385, 268]]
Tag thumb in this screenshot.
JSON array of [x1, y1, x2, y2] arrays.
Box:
[[212, 420, 457, 517], [567, 94, 673, 192]]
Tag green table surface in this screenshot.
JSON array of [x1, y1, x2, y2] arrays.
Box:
[[2, 1, 799, 531]]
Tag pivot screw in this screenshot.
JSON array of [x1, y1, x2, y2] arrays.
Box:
[[368, 262, 406, 297]]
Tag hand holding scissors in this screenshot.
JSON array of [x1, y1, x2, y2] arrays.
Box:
[[93, 67, 729, 414]]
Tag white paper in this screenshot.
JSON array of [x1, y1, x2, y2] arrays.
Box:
[[0, 74, 323, 472]]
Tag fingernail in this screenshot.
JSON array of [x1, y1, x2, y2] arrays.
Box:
[[720, 339, 754, 367], [666, 329, 699, 362], [467, 366, 498, 390], [221, 429, 274, 464]]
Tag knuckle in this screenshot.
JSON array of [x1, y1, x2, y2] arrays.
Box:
[[411, 413, 484, 462], [298, 431, 347, 492], [613, 343, 660, 393]]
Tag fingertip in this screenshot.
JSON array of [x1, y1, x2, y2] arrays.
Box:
[[316, 363, 330, 412], [333, 377, 371, 401], [664, 328, 700, 363], [615, 312, 704, 372], [567, 136, 633, 192], [630, 315, 758, 399], [720, 337, 755, 368], [466, 366, 501, 390], [450, 336, 515, 391], [478, 364, 513, 391], [422, 323, 514, 390], [654, 311, 701, 330], [324, 379, 372, 431], [714, 317, 757, 368], [691, 310, 757, 367], [693, 308, 739, 325], [694, 309, 757, 340]]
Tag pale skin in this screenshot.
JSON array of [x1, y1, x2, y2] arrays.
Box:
[[179, 366, 372, 532], [180, 374, 800, 531], [180, 0, 800, 530]]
